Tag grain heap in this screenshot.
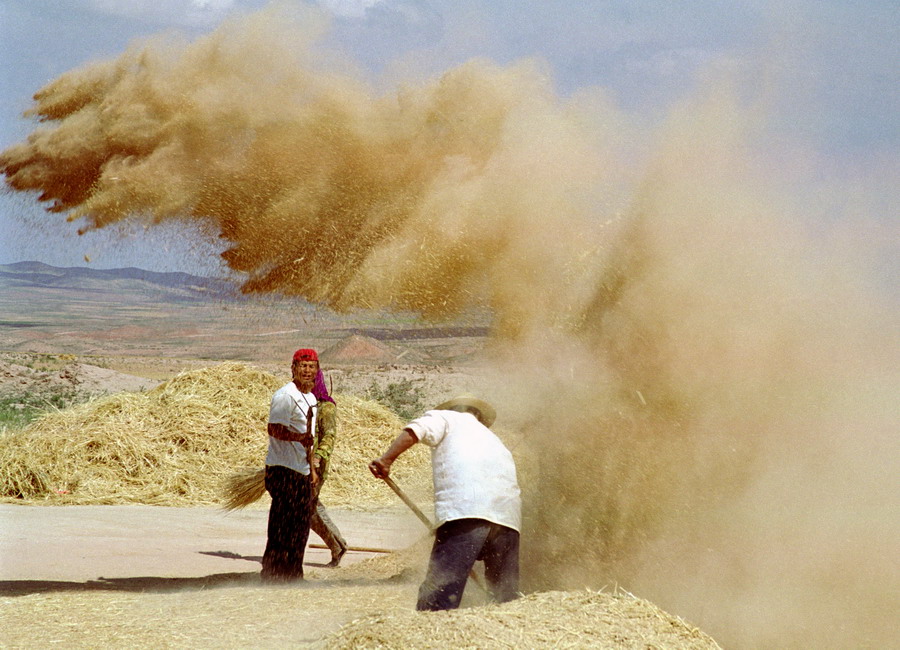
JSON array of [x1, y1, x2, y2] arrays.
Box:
[[0, 362, 431, 507], [323, 588, 722, 649]]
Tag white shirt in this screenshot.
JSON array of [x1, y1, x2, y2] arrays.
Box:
[[406, 409, 521, 532], [265, 381, 317, 475]]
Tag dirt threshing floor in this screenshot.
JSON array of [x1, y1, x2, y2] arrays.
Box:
[[1, 518, 720, 650], [0, 361, 723, 648], [0, 504, 721, 649]]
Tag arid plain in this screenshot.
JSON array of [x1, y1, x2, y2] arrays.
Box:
[[0, 261, 491, 400]]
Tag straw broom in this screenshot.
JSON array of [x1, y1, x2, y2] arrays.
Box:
[[221, 467, 266, 511]]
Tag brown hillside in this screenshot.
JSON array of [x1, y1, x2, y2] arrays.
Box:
[[321, 334, 424, 364]]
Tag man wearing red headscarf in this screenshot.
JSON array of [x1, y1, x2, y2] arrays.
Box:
[[261, 348, 321, 582]]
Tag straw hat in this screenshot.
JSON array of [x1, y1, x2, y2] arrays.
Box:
[[434, 394, 496, 427]]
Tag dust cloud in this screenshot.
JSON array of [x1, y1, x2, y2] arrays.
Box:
[[2, 5, 896, 648]]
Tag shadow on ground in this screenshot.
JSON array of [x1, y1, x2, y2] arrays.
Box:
[[0, 550, 363, 596], [0, 570, 260, 597]]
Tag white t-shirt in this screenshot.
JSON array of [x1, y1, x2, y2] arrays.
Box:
[[405, 409, 521, 532], [265, 381, 317, 475]]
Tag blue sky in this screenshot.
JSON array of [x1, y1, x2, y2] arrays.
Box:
[[0, 0, 896, 274]]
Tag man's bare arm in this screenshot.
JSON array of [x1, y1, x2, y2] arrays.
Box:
[[369, 428, 418, 479], [267, 422, 314, 447]]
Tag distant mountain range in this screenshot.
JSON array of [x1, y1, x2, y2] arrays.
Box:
[[0, 261, 491, 340], [0, 262, 490, 361], [0, 261, 243, 302]]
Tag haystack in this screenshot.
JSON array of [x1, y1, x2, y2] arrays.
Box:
[[0, 362, 432, 507], [324, 589, 722, 649]]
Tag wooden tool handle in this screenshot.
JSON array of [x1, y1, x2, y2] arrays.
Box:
[[382, 475, 434, 531]]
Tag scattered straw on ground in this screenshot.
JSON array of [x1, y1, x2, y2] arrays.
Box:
[[0, 362, 432, 507], [324, 588, 723, 650], [307, 533, 433, 584], [1, 580, 721, 650], [0, 580, 416, 649]]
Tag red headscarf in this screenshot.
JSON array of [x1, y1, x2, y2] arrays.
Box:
[[292, 348, 333, 404], [292, 348, 318, 362]]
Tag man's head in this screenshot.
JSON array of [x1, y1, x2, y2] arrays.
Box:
[[434, 394, 496, 427], [291, 348, 319, 390]]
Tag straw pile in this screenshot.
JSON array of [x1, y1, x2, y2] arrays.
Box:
[[0, 583, 722, 649], [324, 589, 723, 650], [0, 362, 432, 507], [314, 396, 432, 508]]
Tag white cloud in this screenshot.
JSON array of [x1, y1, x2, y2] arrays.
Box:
[[318, 0, 385, 18], [83, 0, 241, 28]]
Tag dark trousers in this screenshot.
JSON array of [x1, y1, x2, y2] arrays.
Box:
[[417, 518, 520, 611], [261, 465, 313, 582]]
